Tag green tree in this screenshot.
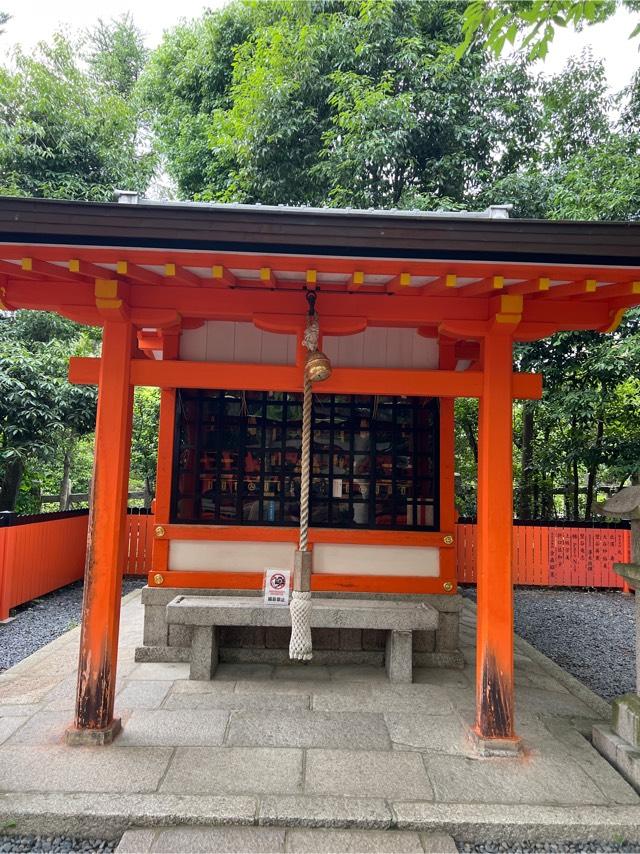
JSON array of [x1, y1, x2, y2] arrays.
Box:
[[87, 13, 148, 97], [143, 0, 541, 207], [458, 0, 637, 61], [0, 32, 154, 200], [0, 312, 98, 512]]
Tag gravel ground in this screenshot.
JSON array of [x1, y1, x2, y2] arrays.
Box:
[[0, 577, 146, 673], [0, 837, 116, 853], [462, 586, 636, 701], [458, 843, 639, 852]]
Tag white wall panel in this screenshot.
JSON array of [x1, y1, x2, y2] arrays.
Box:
[[180, 322, 296, 365], [313, 543, 439, 576], [169, 540, 296, 572], [324, 329, 438, 370]]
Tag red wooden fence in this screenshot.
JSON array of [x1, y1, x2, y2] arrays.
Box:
[[0, 511, 153, 620], [0, 515, 632, 619], [455, 523, 631, 588]]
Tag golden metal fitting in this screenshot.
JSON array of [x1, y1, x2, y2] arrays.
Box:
[[154, 525, 166, 538], [153, 573, 164, 585], [443, 581, 454, 592], [443, 534, 454, 545]]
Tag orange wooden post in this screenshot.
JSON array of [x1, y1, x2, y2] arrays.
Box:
[[474, 330, 520, 752], [66, 320, 134, 744]]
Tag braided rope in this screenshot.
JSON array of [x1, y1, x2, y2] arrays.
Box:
[[289, 310, 319, 661], [299, 372, 312, 552]]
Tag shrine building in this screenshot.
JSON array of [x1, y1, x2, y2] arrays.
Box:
[[1, 194, 639, 752]]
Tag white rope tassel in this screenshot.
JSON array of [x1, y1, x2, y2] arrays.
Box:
[[289, 590, 312, 660]]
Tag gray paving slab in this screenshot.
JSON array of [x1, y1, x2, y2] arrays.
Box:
[[311, 685, 452, 715], [285, 828, 424, 853], [5, 710, 77, 744], [213, 663, 275, 681], [419, 833, 458, 853], [115, 828, 158, 852], [304, 749, 434, 800], [0, 715, 28, 745], [385, 712, 470, 754], [116, 680, 172, 709], [161, 747, 304, 795], [164, 689, 311, 711], [413, 668, 470, 688], [424, 753, 611, 805], [140, 826, 287, 853], [0, 744, 172, 793], [258, 796, 392, 829], [0, 675, 62, 705], [0, 704, 41, 717], [128, 662, 192, 680], [169, 680, 238, 695], [117, 709, 229, 747], [327, 666, 388, 683], [275, 665, 332, 681], [225, 710, 391, 749]]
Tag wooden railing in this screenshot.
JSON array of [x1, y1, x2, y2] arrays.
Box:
[[0, 514, 632, 619]]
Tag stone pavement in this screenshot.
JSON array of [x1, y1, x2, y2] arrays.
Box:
[[1, 590, 639, 850]]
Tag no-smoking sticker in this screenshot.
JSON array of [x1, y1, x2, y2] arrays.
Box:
[[264, 568, 291, 606]]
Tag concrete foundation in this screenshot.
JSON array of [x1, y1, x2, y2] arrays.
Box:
[[135, 586, 463, 669]]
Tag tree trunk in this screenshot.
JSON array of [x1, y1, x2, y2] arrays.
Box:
[[518, 405, 535, 519], [463, 421, 478, 464], [571, 416, 580, 520], [59, 449, 72, 511], [0, 456, 24, 512], [584, 418, 604, 520]]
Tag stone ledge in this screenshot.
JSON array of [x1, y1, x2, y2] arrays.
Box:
[[4, 793, 640, 844]]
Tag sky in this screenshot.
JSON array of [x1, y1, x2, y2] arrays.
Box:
[[1, 0, 638, 93]]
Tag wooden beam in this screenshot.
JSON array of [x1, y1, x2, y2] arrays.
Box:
[[583, 281, 640, 301], [459, 275, 504, 298], [543, 279, 597, 299], [348, 271, 365, 292], [116, 260, 164, 287], [0, 260, 44, 280], [505, 277, 549, 296], [211, 265, 238, 288], [21, 257, 89, 285], [69, 356, 542, 400], [421, 274, 457, 296], [69, 259, 117, 280], [259, 267, 276, 288], [387, 272, 412, 294], [164, 263, 202, 287]]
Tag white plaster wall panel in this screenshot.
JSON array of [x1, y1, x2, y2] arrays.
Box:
[[323, 328, 438, 370], [180, 322, 296, 365], [313, 543, 439, 576], [179, 324, 207, 361], [169, 539, 296, 572]]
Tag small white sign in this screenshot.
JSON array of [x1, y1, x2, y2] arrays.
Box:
[[264, 568, 291, 606], [332, 478, 343, 498]]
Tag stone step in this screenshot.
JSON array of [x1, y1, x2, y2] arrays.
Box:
[[115, 825, 458, 853]]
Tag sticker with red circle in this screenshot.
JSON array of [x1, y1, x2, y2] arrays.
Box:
[[264, 568, 291, 605]]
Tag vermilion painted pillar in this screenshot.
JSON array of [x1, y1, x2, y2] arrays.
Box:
[[474, 330, 520, 752], [67, 320, 133, 744]]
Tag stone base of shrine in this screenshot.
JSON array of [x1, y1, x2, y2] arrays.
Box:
[[65, 718, 122, 746], [593, 694, 640, 792], [135, 586, 464, 670]]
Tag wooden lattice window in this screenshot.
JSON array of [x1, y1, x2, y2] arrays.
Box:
[[172, 390, 439, 530]]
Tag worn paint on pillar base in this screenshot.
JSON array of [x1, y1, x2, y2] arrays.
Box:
[[474, 650, 521, 755], [65, 718, 122, 746]]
